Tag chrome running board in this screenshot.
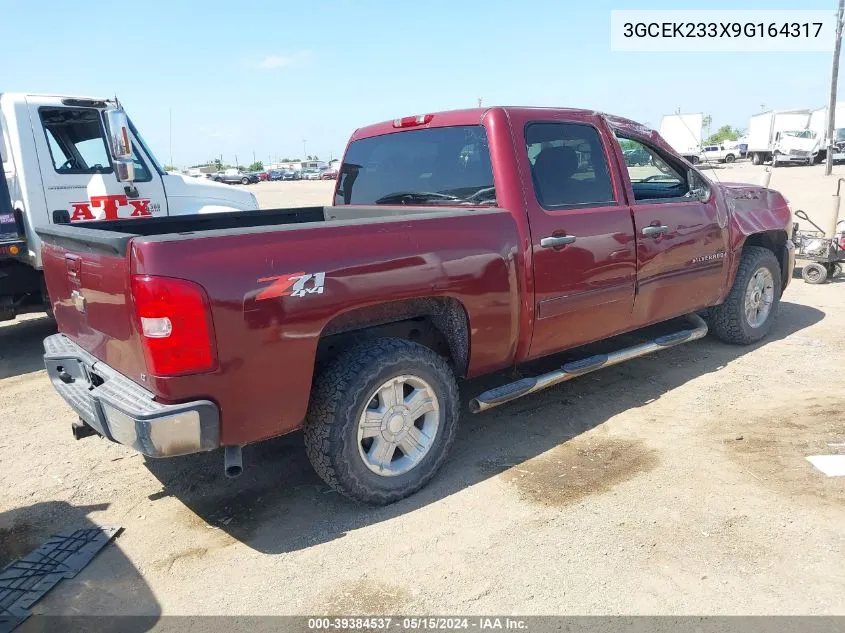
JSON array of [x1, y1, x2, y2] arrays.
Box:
[[469, 313, 708, 413]]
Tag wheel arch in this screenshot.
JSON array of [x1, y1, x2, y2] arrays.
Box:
[[740, 229, 791, 291], [316, 296, 470, 378]]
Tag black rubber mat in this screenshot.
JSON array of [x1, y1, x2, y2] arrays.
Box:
[[0, 526, 121, 633]]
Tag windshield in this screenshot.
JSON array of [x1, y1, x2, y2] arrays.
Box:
[[335, 125, 494, 206], [128, 117, 165, 176], [835, 129, 845, 141]]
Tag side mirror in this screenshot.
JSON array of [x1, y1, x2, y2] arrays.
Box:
[[106, 109, 135, 183], [688, 169, 711, 203], [115, 160, 136, 183], [106, 109, 132, 160]]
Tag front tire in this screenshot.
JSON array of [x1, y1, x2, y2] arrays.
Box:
[[304, 338, 460, 505], [708, 246, 781, 345], [241, 177, 250, 185]]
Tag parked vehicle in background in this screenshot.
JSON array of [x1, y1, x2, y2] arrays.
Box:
[[699, 144, 739, 164], [40, 106, 795, 506], [0, 92, 257, 322], [659, 113, 702, 164], [281, 170, 300, 181], [213, 169, 259, 185], [320, 169, 338, 180], [268, 170, 284, 181], [622, 147, 651, 166], [748, 109, 818, 165], [809, 104, 845, 163], [302, 170, 322, 180], [255, 171, 270, 182]]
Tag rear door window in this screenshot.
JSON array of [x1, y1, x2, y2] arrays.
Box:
[[525, 122, 616, 209], [335, 125, 495, 206]]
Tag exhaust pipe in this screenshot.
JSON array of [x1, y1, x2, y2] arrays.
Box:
[[71, 419, 100, 440], [223, 446, 243, 478], [469, 313, 708, 413]]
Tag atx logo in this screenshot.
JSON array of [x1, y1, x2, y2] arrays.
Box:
[[69, 194, 154, 222], [256, 272, 326, 300]]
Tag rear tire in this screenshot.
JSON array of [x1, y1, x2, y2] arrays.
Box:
[[708, 246, 781, 345], [241, 177, 250, 185], [802, 262, 828, 284], [724, 154, 736, 164], [304, 338, 460, 505]]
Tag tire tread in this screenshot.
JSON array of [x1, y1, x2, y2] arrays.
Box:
[[708, 246, 781, 345], [304, 338, 459, 505]]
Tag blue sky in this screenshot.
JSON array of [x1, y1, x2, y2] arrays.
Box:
[[2, 0, 840, 166]]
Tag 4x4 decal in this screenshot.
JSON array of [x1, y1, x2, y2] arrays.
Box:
[[256, 272, 326, 300]]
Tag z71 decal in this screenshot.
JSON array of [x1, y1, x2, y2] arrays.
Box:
[[256, 272, 326, 300]]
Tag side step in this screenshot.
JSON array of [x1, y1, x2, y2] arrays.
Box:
[[469, 313, 708, 413]]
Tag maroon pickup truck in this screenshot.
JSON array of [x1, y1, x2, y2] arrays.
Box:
[[38, 106, 795, 505]]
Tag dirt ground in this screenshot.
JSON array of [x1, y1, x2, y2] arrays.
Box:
[[1, 161, 845, 618]]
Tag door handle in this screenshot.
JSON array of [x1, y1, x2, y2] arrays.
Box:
[[540, 235, 577, 248], [642, 225, 669, 237]]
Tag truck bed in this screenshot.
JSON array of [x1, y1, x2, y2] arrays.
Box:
[[36, 204, 521, 446], [36, 205, 471, 254]]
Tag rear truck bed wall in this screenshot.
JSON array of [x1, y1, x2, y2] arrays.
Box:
[[39, 206, 523, 446]]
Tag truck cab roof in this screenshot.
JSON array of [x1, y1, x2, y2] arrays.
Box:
[[351, 106, 611, 140]]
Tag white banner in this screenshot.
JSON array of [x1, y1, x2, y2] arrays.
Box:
[[610, 10, 836, 52]]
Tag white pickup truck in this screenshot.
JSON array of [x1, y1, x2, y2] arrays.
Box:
[[699, 144, 740, 164], [1, 93, 259, 321]]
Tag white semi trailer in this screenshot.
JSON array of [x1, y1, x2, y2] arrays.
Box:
[[658, 113, 702, 164]]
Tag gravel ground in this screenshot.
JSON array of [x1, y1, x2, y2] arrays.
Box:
[[1, 161, 844, 619]]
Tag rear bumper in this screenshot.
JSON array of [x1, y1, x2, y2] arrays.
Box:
[[43, 334, 220, 457]]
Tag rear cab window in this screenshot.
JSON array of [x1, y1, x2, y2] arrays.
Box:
[[335, 125, 495, 206], [525, 122, 616, 209]]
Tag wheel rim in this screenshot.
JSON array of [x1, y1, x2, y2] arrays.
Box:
[[744, 267, 775, 328], [806, 267, 821, 281], [357, 374, 440, 477]]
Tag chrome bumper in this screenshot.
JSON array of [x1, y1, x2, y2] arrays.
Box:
[[43, 334, 219, 457]]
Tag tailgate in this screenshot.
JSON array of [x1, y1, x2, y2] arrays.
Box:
[[38, 225, 147, 383]]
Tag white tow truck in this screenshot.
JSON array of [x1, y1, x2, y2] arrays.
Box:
[[0, 93, 259, 321]]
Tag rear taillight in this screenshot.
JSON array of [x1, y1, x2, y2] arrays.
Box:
[[130, 275, 217, 377]]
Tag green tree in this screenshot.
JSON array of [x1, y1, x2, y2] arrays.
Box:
[[247, 161, 264, 172], [163, 164, 178, 172], [702, 114, 713, 135], [704, 125, 742, 146]]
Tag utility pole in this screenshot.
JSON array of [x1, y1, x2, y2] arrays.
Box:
[[826, 0, 845, 176], [169, 108, 173, 167], [302, 138, 307, 160], [477, 97, 482, 108]]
